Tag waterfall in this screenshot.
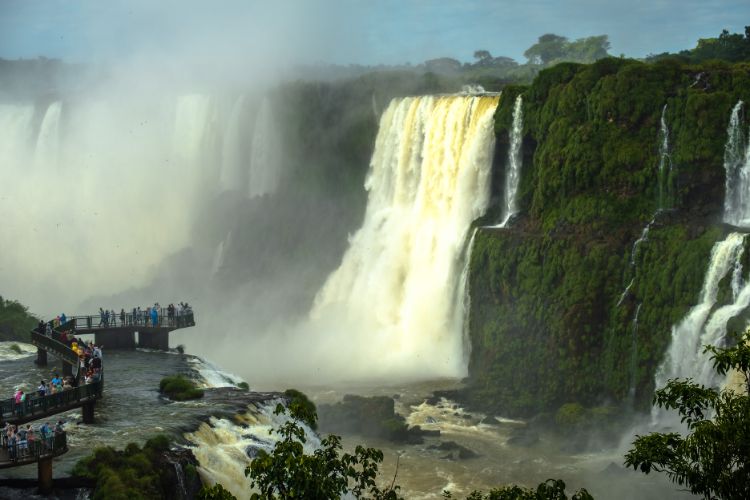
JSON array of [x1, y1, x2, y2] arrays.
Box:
[[657, 104, 672, 208], [34, 102, 62, 169], [488, 95, 523, 228], [247, 97, 281, 198], [617, 211, 660, 306], [628, 303, 642, 403], [310, 95, 499, 380], [655, 233, 747, 396], [0, 104, 35, 165], [457, 228, 478, 362], [218, 95, 248, 192], [724, 101, 750, 226]]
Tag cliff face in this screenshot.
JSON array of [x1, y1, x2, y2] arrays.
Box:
[[467, 58, 750, 416]]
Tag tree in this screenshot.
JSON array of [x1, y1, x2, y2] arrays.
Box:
[[442, 479, 593, 499], [474, 50, 493, 64], [245, 399, 402, 500], [625, 331, 750, 499], [524, 34, 568, 65]]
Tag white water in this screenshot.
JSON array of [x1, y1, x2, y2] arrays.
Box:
[[0, 94, 276, 314], [186, 399, 320, 499], [248, 97, 282, 198], [0, 341, 37, 361], [487, 94, 523, 228], [188, 356, 247, 389], [724, 100, 750, 226], [308, 95, 499, 381], [655, 233, 747, 397], [657, 104, 672, 208]]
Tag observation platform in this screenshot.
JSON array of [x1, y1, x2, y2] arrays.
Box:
[[63, 308, 196, 350], [0, 432, 68, 493]]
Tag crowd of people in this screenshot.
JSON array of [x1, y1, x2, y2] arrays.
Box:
[[1, 420, 65, 461], [95, 302, 194, 328]]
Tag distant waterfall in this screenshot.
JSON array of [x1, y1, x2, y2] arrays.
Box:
[[219, 95, 248, 192], [311, 95, 499, 379], [247, 97, 281, 198], [0, 104, 35, 164], [628, 303, 642, 403], [35, 102, 62, 169], [657, 104, 672, 208], [655, 233, 748, 396], [724, 101, 750, 226]]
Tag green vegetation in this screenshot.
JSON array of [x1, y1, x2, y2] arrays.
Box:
[[72, 435, 174, 500], [625, 330, 750, 499], [0, 295, 37, 342], [443, 479, 592, 499], [284, 388, 318, 430], [198, 484, 237, 500], [237, 381, 249, 390], [159, 375, 204, 401], [648, 26, 750, 64], [466, 53, 750, 416], [245, 402, 402, 500]]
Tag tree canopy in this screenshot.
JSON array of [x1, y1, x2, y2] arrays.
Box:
[[625, 331, 750, 499], [524, 34, 610, 65]]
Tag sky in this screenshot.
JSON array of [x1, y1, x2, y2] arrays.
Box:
[[0, 0, 748, 67]]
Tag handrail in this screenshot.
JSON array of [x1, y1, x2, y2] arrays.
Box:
[[0, 431, 68, 467], [67, 310, 195, 330], [29, 331, 79, 366], [0, 380, 103, 423]]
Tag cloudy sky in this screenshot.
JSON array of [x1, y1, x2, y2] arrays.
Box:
[[1, 0, 748, 67]]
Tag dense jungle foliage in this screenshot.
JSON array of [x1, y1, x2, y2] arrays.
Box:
[[466, 55, 750, 417], [0, 295, 37, 342]]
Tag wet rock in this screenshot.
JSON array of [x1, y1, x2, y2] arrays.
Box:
[[425, 416, 437, 424], [480, 416, 501, 425], [392, 394, 401, 400], [507, 428, 539, 447], [428, 440, 478, 459], [424, 396, 440, 406]]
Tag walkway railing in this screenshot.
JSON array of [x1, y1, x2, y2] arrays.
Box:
[[0, 381, 102, 423], [0, 431, 67, 467], [29, 331, 79, 366], [66, 309, 195, 331]]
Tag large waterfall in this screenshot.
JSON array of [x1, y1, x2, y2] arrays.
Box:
[[0, 94, 273, 313], [724, 100, 750, 226], [309, 95, 499, 380]]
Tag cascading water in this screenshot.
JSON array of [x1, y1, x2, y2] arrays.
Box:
[[34, 101, 62, 169], [0, 93, 276, 313], [248, 97, 282, 198], [218, 95, 249, 191], [724, 100, 750, 226], [488, 94, 522, 228], [309, 95, 499, 380], [628, 304, 641, 404], [655, 233, 747, 398], [657, 104, 672, 209]]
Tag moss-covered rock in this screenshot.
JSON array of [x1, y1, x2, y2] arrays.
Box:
[[466, 57, 750, 417], [318, 395, 427, 444], [159, 375, 204, 401]]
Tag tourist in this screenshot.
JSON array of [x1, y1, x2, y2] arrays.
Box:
[[111, 309, 117, 326], [27, 425, 35, 451], [120, 308, 125, 325], [37, 380, 47, 397], [39, 422, 51, 449], [8, 427, 17, 461], [45, 322, 52, 337], [14, 389, 24, 416], [16, 425, 27, 456], [151, 306, 158, 327], [99, 307, 105, 326], [54, 420, 64, 434], [60, 313, 67, 325]]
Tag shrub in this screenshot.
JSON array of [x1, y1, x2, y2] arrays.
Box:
[[159, 375, 204, 401]]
